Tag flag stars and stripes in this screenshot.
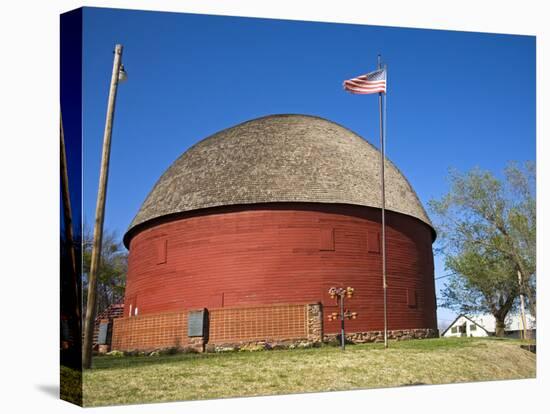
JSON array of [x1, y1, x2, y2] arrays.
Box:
[[343, 68, 387, 95]]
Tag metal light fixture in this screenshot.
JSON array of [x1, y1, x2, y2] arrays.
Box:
[[327, 286, 357, 350], [118, 64, 128, 83]]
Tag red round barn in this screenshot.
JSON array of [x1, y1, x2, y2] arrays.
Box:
[[122, 114, 437, 340]]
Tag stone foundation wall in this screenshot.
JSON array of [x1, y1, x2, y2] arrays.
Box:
[[205, 338, 319, 353], [187, 337, 206, 353], [324, 328, 438, 344], [307, 303, 323, 343]]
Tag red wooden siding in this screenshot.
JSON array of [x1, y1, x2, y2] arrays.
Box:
[[124, 203, 437, 335]]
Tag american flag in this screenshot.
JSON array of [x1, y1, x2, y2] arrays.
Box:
[[343, 68, 387, 95]]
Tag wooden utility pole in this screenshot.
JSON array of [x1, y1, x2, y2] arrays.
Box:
[[517, 269, 529, 340], [83, 44, 124, 369]]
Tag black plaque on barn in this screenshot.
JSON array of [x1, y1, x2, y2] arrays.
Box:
[[97, 322, 109, 345], [188, 309, 208, 337]]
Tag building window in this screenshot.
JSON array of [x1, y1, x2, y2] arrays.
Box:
[[407, 288, 417, 308], [156, 238, 167, 264], [470, 324, 477, 331], [127, 296, 137, 317], [367, 231, 380, 253], [451, 326, 457, 334], [319, 228, 335, 251]]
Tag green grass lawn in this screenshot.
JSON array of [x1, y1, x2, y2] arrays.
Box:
[[82, 337, 536, 407]]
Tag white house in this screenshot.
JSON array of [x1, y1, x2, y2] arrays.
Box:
[[441, 312, 536, 338]]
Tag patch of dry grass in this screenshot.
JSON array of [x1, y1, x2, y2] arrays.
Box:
[[83, 337, 535, 407]]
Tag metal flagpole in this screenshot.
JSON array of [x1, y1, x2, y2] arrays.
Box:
[[340, 295, 345, 350], [377, 54, 388, 349]]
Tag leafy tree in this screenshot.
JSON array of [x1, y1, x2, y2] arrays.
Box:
[[82, 226, 127, 317], [441, 247, 519, 336], [430, 162, 535, 336]]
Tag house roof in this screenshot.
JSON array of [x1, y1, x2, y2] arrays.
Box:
[[124, 114, 435, 245], [441, 314, 492, 336]]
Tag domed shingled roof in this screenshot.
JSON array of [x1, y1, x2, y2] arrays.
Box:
[[126, 114, 434, 241]]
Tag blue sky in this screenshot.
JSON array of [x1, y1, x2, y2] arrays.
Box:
[[81, 7, 535, 328]]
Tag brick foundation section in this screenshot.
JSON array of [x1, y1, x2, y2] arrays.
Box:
[[208, 303, 310, 344], [112, 311, 188, 351], [112, 303, 319, 351], [111, 303, 436, 352]]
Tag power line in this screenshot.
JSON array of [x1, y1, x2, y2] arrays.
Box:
[[435, 272, 457, 281]]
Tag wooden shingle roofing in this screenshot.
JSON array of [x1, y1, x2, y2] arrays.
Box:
[[125, 114, 434, 244]]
